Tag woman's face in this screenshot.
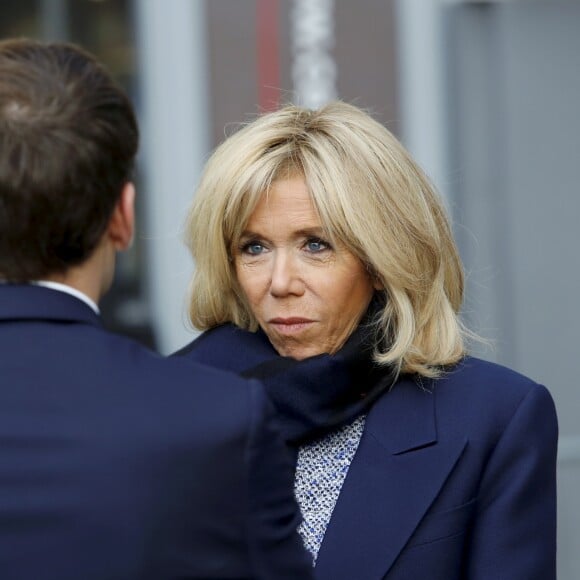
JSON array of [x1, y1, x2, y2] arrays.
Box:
[[233, 175, 376, 360]]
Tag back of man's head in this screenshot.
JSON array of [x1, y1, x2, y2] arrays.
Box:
[[0, 38, 139, 282]]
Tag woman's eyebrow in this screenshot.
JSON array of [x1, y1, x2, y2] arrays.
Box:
[[295, 227, 326, 237], [239, 226, 325, 238], [238, 229, 262, 240]]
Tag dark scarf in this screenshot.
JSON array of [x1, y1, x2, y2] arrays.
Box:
[[179, 299, 398, 448]]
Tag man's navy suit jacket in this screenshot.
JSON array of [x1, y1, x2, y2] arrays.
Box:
[[179, 324, 559, 580], [0, 285, 312, 580]]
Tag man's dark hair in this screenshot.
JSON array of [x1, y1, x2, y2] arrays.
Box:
[[0, 38, 139, 280]]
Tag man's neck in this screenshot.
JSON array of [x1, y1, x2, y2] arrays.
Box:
[[43, 267, 101, 306], [42, 238, 115, 307]]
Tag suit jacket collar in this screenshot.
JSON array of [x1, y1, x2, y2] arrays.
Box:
[[315, 375, 467, 579], [0, 284, 102, 327]]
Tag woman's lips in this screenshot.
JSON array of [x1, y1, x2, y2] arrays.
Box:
[[268, 317, 314, 335]]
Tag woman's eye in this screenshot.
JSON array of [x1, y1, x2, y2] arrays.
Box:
[[305, 238, 329, 253], [241, 242, 265, 255]]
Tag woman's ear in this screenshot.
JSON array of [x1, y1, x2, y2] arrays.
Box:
[[107, 182, 135, 251], [366, 265, 384, 291]]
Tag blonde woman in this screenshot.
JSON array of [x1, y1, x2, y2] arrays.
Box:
[[175, 102, 557, 580]]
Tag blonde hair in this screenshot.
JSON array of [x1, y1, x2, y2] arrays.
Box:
[[185, 101, 467, 377]]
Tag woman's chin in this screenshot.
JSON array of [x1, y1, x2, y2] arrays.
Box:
[[269, 339, 323, 361]]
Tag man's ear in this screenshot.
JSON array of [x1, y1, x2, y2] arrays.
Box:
[[107, 182, 135, 251]]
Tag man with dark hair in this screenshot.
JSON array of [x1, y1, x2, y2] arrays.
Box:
[[0, 39, 311, 579]]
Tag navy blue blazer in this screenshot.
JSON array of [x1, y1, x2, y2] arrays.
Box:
[[0, 286, 312, 580], [178, 324, 558, 580]]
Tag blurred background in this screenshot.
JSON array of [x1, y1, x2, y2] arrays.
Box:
[[1, 0, 578, 576]]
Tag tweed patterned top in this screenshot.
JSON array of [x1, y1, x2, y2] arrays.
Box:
[[294, 414, 367, 563]]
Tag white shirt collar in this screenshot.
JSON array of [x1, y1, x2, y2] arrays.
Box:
[[33, 281, 100, 315]]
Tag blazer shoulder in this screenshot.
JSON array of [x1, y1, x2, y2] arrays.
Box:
[[432, 355, 556, 436], [173, 324, 277, 373], [93, 326, 257, 408], [444, 355, 545, 396]]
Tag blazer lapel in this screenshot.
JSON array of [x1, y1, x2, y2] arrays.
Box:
[[314, 376, 467, 579]]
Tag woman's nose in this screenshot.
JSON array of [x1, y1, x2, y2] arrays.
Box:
[[269, 252, 305, 297]]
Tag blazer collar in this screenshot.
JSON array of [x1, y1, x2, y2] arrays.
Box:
[[0, 284, 102, 327], [315, 375, 467, 579]]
